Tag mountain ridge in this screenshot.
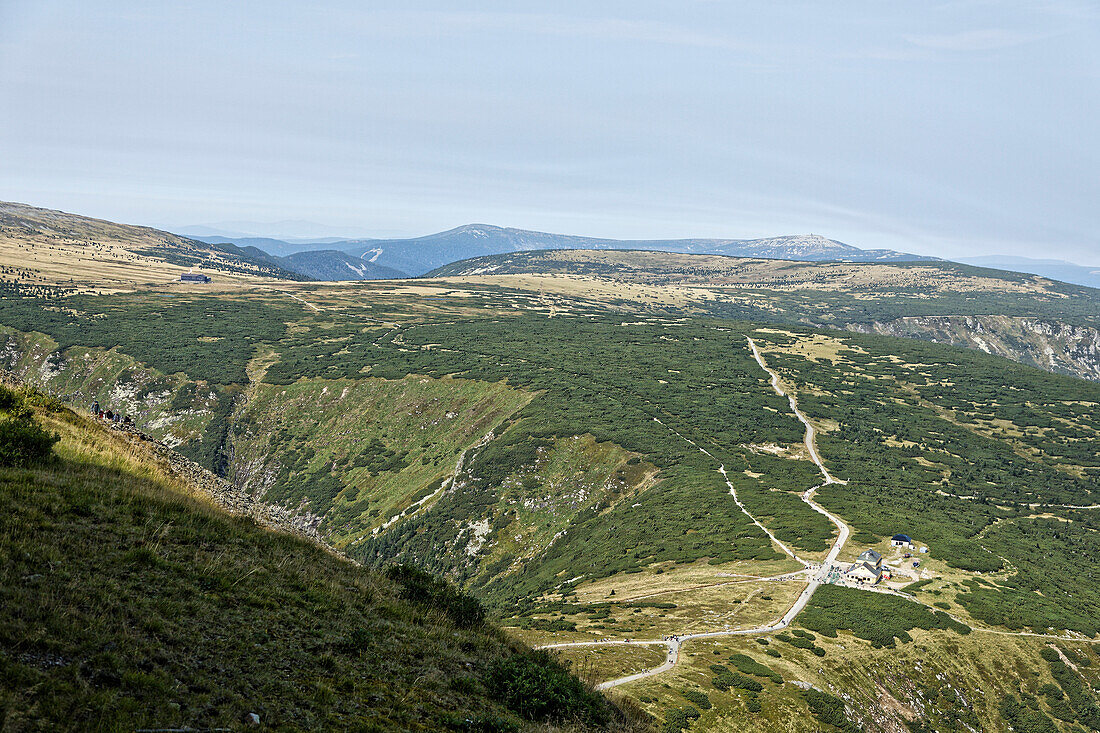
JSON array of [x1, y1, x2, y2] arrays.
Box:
[[957, 254, 1100, 289], [189, 222, 936, 278], [0, 200, 309, 285], [339, 224, 936, 276]]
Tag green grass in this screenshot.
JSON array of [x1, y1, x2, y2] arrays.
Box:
[[231, 374, 533, 543], [0, 404, 646, 731]]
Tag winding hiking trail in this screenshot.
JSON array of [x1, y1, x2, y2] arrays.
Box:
[[541, 335, 1100, 690], [745, 336, 851, 571], [539, 336, 854, 689]]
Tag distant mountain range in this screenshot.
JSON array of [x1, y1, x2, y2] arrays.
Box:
[[197, 236, 338, 258], [195, 224, 937, 279], [956, 255, 1100, 289], [197, 238, 404, 280], [278, 250, 405, 280]]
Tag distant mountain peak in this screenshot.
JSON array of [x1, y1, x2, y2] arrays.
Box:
[[748, 233, 857, 251]]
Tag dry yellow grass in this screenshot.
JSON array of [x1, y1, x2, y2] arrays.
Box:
[[574, 557, 804, 604], [0, 201, 291, 291], [550, 644, 669, 684]]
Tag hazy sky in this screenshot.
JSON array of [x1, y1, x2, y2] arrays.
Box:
[[2, 1, 1098, 262]]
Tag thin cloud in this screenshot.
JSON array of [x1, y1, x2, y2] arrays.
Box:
[[345, 10, 761, 53], [904, 28, 1057, 51]]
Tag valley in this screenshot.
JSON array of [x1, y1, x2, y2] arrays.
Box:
[[5, 207, 1100, 731]]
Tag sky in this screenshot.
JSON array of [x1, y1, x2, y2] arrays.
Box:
[[1, 1, 1098, 263]]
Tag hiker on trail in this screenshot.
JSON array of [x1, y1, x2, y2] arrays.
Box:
[[92, 400, 100, 414]]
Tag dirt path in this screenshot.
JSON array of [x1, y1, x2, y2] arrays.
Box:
[[653, 416, 807, 565], [371, 429, 495, 537], [745, 336, 851, 569], [543, 336, 1100, 691], [540, 338, 856, 689]]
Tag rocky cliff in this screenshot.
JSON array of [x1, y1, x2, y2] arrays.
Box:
[[847, 316, 1100, 382]]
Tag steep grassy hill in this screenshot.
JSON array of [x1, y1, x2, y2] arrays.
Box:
[[0, 384, 646, 732]]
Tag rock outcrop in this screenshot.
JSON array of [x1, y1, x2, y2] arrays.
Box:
[[846, 316, 1100, 382], [99, 418, 330, 547]]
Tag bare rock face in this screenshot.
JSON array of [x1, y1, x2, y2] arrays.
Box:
[[105, 421, 329, 546], [847, 316, 1100, 382]]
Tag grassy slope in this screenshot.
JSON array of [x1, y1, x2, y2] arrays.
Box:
[[0, 404, 642, 732], [231, 375, 534, 545], [0, 200, 306, 289]]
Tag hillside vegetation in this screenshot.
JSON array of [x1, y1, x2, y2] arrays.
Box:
[[429, 248, 1100, 382], [0, 385, 646, 732], [5, 282, 1100, 630], [6, 221, 1100, 730]]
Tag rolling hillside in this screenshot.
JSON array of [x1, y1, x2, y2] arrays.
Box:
[[0, 201, 307, 290], [429, 248, 1100, 382], [5, 272, 1100, 730], [6, 209, 1100, 730], [0, 383, 645, 731]]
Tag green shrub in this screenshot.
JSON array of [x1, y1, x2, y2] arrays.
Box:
[[661, 705, 701, 733], [999, 695, 1060, 733], [804, 689, 857, 732], [798, 586, 969, 648], [682, 689, 711, 710], [728, 654, 783, 684], [19, 388, 64, 413], [385, 564, 485, 628], [0, 384, 27, 413], [712, 671, 761, 693], [1041, 646, 1100, 728], [0, 386, 59, 467], [485, 650, 611, 726]]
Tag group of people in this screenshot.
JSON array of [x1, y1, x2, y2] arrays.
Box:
[[91, 400, 133, 425]]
